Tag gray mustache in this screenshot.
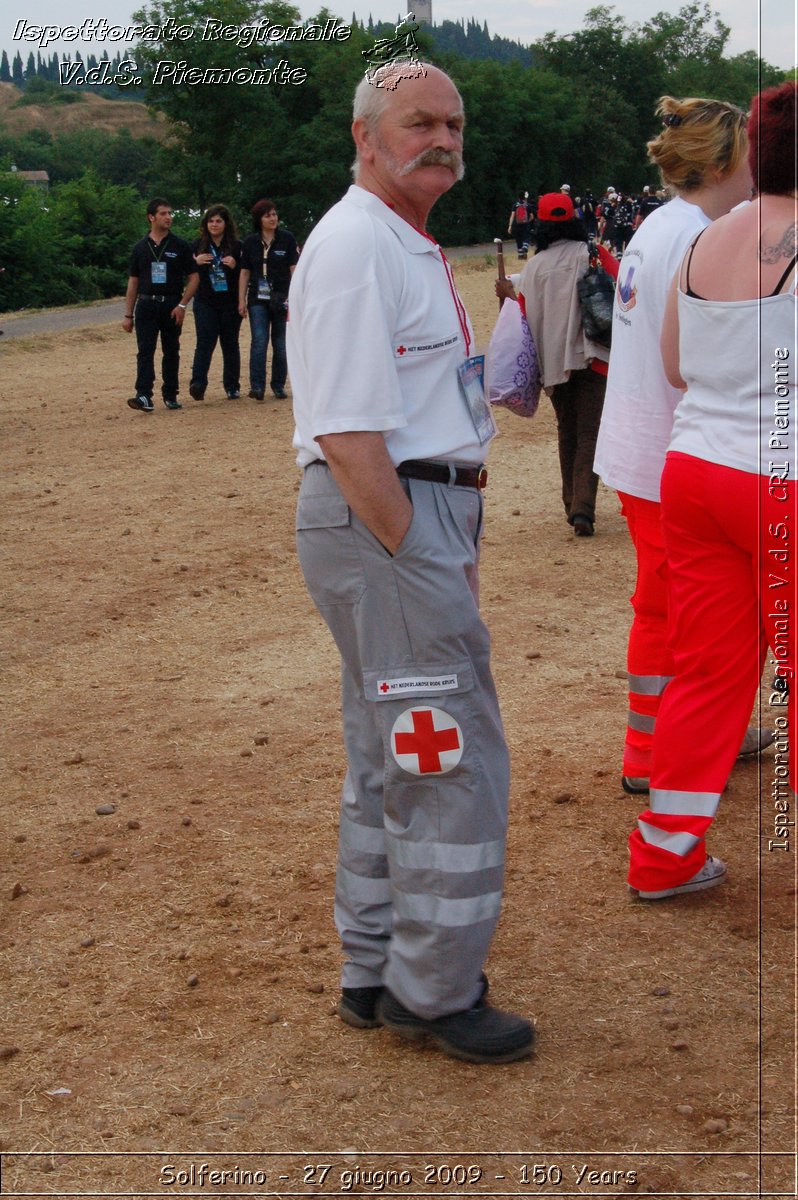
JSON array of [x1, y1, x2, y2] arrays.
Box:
[[400, 148, 465, 178]]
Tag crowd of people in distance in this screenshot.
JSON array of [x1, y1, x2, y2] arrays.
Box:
[[508, 183, 667, 261]]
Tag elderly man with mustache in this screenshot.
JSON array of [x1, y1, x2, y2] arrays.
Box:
[[287, 62, 534, 1065]]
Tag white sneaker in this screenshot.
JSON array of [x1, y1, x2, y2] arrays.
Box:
[[633, 855, 727, 900], [737, 726, 775, 758]]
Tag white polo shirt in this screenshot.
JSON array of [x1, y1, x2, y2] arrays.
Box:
[[289, 186, 484, 468], [593, 196, 711, 502]]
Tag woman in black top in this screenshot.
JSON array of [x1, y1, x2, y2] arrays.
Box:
[[189, 204, 242, 401], [238, 199, 299, 400]]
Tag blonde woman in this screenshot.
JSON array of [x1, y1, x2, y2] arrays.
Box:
[[593, 96, 770, 797]]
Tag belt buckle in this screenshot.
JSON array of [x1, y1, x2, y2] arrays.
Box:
[[476, 466, 488, 490]]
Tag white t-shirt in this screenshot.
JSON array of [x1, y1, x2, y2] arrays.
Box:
[[669, 289, 797, 477], [289, 186, 484, 468], [593, 196, 711, 502]]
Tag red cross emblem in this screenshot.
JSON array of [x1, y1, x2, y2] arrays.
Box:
[[396, 344, 407, 356], [379, 682, 390, 693], [391, 706, 463, 776]]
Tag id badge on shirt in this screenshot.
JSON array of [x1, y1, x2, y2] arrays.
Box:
[[458, 354, 497, 446], [210, 265, 228, 293], [151, 261, 167, 286], [257, 277, 272, 301]]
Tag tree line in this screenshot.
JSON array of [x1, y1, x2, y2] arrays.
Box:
[[0, 1, 788, 312]]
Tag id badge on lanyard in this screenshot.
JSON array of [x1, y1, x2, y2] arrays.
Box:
[[458, 354, 497, 446], [435, 244, 497, 446], [151, 261, 167, 286], [257, 241, 271, 300]]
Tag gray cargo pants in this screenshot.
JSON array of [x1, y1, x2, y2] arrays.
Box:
[[296, 461, 510, 1020]]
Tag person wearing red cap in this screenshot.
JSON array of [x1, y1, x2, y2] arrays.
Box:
[[498, 192, 610, 536]]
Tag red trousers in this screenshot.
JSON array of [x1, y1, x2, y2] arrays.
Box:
[[618, 492, 674, 777], [628, 454, 793, 893]]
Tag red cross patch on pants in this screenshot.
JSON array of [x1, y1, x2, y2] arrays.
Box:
[[391, 706, 464, 775]]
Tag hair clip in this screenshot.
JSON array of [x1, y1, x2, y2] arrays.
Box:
[[662, 113, 683, 128]]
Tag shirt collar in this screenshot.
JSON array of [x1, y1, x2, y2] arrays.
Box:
[[345, 185, 440, 255]]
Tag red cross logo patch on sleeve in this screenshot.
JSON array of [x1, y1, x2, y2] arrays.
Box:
[[390, 706, 464, 775]]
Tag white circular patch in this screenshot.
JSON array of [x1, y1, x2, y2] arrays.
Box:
[[390, 706, 464, 776]]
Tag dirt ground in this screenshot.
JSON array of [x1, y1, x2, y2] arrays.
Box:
[[1, 254, 795, 1199]]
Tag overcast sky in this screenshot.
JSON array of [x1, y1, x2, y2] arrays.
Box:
[[2, 0, 795, 69]]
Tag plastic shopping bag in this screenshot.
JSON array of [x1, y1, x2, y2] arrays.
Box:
[[485, 299, 541, 418]]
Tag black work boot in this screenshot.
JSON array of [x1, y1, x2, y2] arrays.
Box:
[[378, 987, 534, 1064]]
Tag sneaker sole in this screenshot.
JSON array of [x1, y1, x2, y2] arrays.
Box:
[[737, 738, 774, 759], [338, 1001, 382, 1030], [381, 1015, 534, 1064], [633, 865, 727, 900], [127, 398, 153, 412]]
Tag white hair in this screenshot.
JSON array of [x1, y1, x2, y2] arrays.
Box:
[[350, 62, 462, 181]]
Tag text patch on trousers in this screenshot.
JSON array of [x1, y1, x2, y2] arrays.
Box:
[[390, 706, 464, 776], [376, 674, 459, 699]]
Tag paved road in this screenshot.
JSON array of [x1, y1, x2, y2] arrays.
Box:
[[0, 242, 511, 342], [1, 297, 128, 341]]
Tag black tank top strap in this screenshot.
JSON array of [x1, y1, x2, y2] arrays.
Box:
[[771, 251, 798, 296], [682, 227, 710, 299]]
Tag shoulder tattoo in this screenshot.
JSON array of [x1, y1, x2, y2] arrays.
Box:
[[760, 223, 798, 264]]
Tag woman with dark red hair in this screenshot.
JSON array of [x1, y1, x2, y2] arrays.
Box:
[[238, 199, 299, 401], [627, 81, 797, 899]]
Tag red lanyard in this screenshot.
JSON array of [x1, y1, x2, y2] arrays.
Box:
[[408, 221, 472, 357], [438, 247, 472, 357]]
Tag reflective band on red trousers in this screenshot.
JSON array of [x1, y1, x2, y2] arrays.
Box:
[[618, 492, 675, 777]]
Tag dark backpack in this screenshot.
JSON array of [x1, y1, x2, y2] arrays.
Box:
[[577, 245, 615, 348]]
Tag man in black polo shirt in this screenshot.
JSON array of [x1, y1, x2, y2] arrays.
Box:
[[123, 198, 198, 412], [634, 185, 663, 226]]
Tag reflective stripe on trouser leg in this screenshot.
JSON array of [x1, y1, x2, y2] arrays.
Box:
[[618, 492, 675, 777], [629, 788, 721, 891], [334, 668, 392, 989], [625, 675, 671, 777], [296, 465, 509, 1020]]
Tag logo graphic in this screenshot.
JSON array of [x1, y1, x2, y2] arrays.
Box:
[[362, 12, 425, 87], [617, 264, 637, 312], [390, 706, 464, 775]]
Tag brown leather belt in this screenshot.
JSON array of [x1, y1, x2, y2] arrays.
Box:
[[397, 459, 488, 490]]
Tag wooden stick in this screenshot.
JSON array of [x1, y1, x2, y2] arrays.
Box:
[[494, 237, 506, 310]]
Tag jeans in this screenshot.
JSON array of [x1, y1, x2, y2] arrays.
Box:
[[134, 295, 182, 401], [191, 301, 242, 393], [248, 302, 287, 393]]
